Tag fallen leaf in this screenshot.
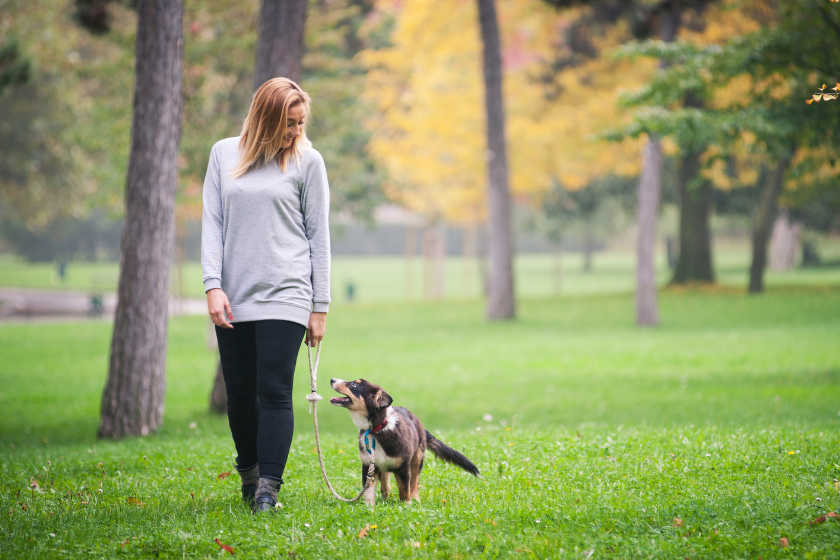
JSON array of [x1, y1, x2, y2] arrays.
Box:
[[358, 524, 369, 539], [126, 497, 145, 507], [412, 541, 421, 548], [19, 503, 27, 512], [826, 511, 838, 519], [217, 471, 231, 480], [121, 539, 129, 548], [80, 501, 88, 505], [779, 537, 789, 548], [29, 477, 41, 491], [810, 515, 827, 525], [215, 538, 235, 554], [673, 518, 684, 527]]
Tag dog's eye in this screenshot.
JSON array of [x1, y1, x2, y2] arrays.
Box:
[[350, 382, 357, 388]]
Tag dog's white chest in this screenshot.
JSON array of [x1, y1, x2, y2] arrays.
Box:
[[359, 443, 401, 470]]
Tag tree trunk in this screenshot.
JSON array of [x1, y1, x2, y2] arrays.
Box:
[[209, 359, 227, 414], [477, 0, 515, 320], [769, 209, 801, 271], [748, 157, 791, 293], [254, 0, 307, 88], [405, 225, 418, 300], [98, 0, 183, 439], [463, 225, 476, 298], [636, 139, 663, 326], [582, 219, 594, 272], [553, 240, 563, 295], [635, 0, 679, 325], [671, 142, 714, 283], [434, 222, 446, 299]]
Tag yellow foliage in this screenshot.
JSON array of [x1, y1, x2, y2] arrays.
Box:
[[361, 0, 776, 221], [787, 147, 840, 190]]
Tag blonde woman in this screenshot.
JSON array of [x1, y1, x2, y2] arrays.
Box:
[[201, 78, 330, 513]]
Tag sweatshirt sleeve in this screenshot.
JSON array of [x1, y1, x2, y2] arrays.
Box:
[[301, 150, 332, 312], [201, 144, 224, 293]]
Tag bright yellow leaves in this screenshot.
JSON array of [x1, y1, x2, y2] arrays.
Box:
[[361, 0, 648, 222], [806, 83, 840, 104], [361, 0, 780, 221]]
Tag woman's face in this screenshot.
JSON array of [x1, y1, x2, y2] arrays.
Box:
[[283, 103, 306, 148]]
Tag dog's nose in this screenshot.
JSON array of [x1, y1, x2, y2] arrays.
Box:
[[330, 378, 337, 384]]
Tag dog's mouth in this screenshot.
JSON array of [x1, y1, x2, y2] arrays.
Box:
[[330, 396, 351, 406]]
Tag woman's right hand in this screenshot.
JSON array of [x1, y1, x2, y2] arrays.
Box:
[[207, 288, 234, 329]]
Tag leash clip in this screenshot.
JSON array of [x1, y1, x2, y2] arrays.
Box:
[[363, 429, 376, 453]]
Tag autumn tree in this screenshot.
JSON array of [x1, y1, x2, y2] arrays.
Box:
[[540, 0, 694, 324], [98, 0, 183, 438], [611, 0, 839, 293]]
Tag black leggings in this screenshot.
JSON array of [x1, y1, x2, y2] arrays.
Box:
[[215, 320, 306, 482]]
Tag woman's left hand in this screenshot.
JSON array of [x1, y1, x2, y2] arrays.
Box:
[[305, 312, 327, 347]]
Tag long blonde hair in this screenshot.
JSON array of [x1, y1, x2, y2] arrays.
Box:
[[232, 77, 312, 177]]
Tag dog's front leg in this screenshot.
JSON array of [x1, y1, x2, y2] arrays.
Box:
[[378, 471, 390, 501], [394, 465, 411, 503], [362, 465, 376, 506]]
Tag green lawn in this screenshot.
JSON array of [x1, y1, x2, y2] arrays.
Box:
[[2, 289, 839, 558]]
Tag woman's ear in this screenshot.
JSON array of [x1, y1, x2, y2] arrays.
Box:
[[373, 390, 393, 409]]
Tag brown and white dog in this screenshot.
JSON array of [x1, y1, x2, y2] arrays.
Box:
[[330, 378, 480, 505]]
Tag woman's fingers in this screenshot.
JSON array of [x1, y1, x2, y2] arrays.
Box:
[[207, 289, 234, 328]]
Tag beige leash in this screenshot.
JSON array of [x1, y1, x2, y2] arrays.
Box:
[[305, 341, 376, 503]]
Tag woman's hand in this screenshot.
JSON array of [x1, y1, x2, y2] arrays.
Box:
[[305, 312, 327, 347], [207, 288, 234, 329]]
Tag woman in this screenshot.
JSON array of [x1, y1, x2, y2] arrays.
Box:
[[201, 78, 330, 513]]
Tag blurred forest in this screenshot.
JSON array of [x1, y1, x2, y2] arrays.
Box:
[[1, 0, 838, 278]]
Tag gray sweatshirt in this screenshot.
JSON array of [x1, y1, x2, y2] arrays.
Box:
[[201, 137, 331, 326]]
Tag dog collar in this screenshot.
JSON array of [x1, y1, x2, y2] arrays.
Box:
[[369, 420, 388, 434]]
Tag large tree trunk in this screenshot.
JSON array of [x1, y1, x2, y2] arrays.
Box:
[[253, 0, 307, 88], [636, 139, 663, 326], [748, 157, 791, 293], [209, 360, 227, 414], [769, 209, 801, 271], [635, 1, 679, 326], [477, 0, 515, 320], [671, 100, 714, 285], [98, 0, 183, 439]]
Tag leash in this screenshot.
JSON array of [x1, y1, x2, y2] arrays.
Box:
[[305, 340, 376, 503]]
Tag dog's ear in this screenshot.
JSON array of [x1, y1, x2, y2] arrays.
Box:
[[373, 390, 392, 409]]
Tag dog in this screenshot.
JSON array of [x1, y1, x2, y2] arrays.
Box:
[[329, 378, 480, 505]]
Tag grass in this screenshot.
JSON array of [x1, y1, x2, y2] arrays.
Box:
[[2, 288, 840, 558]]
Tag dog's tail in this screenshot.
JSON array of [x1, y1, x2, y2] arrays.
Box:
[[425, 431, 480, 477]]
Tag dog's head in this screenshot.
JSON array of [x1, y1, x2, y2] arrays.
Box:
[[330, 378, 392, 416]]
